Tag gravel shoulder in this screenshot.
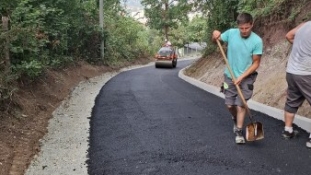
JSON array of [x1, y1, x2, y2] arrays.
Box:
[[25, 63, 154, 175]]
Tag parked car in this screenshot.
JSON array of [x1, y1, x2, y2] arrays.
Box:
[[154, 46, 178, 68]]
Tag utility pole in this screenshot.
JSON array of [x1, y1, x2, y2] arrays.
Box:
[[99, 0, 104, 59]]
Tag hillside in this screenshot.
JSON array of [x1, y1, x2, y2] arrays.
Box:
[[184, 1, 311, 118]]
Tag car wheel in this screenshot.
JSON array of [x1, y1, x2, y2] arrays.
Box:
[[173, 59, 177, 68], [155, 63, 159, 68]]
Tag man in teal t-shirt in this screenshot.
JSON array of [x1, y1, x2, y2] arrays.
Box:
[[212, 13, 263, 144]]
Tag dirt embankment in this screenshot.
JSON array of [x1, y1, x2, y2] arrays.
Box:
[[0, 58, 152, 175], [185, 0, 311, 118]]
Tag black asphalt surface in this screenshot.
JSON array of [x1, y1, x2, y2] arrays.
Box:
[[88, 60, 311, 175]]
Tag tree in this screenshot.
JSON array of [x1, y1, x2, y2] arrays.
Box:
[[1, 16, 10, 73], [0, 0, 21, 73], [186, 16, 207, 43], [141, 0, 191, 41], [190, 0, 239, 55]]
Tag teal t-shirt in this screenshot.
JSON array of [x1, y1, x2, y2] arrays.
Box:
[[221, 28, 263, 79]]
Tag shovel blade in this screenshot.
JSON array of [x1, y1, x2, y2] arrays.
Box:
[[245, 122, 264, 141]]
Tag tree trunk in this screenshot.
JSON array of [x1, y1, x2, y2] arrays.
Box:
[[2, 16, 10, 73]]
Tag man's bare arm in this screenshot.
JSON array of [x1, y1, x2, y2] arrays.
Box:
[[286, 22, 306, 44], [234, 55, 261, 85]]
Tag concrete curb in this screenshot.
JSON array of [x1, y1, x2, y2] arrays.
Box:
[[178, 66, 311, 133]]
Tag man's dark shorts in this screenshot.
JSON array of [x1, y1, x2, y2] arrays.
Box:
[[285, 73, 311, 113], [223, 72, 258, 107]]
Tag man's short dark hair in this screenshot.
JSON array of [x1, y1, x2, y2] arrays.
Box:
[[237, 13, 253, 25]]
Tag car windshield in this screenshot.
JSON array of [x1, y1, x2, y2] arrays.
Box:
[[158, 47, 173, 56]]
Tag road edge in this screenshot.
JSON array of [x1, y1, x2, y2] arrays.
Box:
[[178, 66, 311, 133], [25, 62, 155, 175]]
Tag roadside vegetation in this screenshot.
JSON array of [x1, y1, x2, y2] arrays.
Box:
[[140, 0, 311, 55], [0, 0, 208, 118], [0, 0, 163, 117]]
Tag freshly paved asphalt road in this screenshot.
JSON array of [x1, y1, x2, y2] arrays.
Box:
[[88, 60, 311, 175]]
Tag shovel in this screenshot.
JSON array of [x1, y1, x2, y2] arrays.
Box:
[[216, 40, 264, 141]]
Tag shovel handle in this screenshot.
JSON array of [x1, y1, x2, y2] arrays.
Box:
[[216, 40, 255, 124]]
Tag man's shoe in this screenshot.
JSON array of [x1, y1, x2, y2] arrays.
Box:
[[306, 138, 311, 148], [282, 130, 298, 139], [235, 129, 245, 144]]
